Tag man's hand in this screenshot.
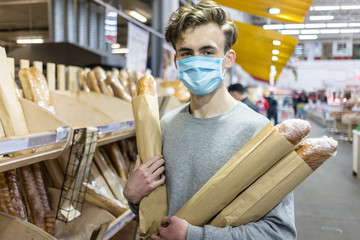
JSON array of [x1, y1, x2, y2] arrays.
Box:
[[151, 216, 189, 240], [123, 154, 165, 204]]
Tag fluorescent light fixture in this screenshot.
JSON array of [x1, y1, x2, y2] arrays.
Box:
[[284, 24, 305, 29], [263, 24, 284, 30], [341, 5, 360, 10], [268, 8, 280, 15], [107, 12, 118, 18], [310, 6, 314, 11], [128, 10, 147, 23], [341, 29, 360, 33], [299, 35, 318, 40], [327, 23, 348, 28], [105, 19, 117, 25], [17, 38, 44, 44], [309, 15, 334, 21], [112, 48, 129, 54], [272, 40, 281, 46], [313, 6, 340, 11], [320, 29, 340, 34], [272, 56, 278, 61], [272, 49, 280, 55], [281, 30, 300, 35], [301, 29, 320, 34], [111, 43, 121, 49], [349, 23, 360, 27], [305, 23, 327, 28]]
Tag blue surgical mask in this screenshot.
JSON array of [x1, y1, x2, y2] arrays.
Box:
[[176, 54, 227, 96]]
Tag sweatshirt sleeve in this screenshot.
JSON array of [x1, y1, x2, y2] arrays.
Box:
[[186, 192, 297, 240]]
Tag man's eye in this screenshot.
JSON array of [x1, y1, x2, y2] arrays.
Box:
[[181, 52, 192, 57], [203, 51, 214, 56]]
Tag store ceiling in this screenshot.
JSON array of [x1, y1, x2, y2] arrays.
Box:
[[1, 0, 360, 50], [0, 0, 153, 49]]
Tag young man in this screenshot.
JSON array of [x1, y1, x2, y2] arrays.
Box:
[[124, 1, 296, 239], [228, 83, 259, 112]]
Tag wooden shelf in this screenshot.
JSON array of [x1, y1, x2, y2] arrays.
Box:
[[103, 209, 136, 240], [0, 98, 72, 173]]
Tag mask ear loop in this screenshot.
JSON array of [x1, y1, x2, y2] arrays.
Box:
[[221, 51, 230, 78]]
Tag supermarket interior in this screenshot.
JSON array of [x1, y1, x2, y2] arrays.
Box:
[[0, 0, 360, 239]]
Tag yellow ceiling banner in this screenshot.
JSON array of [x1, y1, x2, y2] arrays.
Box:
[[215, 0, 313, 23], [232, 21, 298, 84]]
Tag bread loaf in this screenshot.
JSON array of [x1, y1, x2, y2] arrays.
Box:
[[18, 68, 35, 101], [0, 172, 17, 216], [78, 69, 91, 92], [107, 143, 128, 180], [44, 211, 55, 235], [137, 73, 156, 96], [19, 166, 45, 230], [31, 163, 51, 212], [94, 66, 114, 96], [274, 119, 311, 145], [296, 136, 338, 170], [84, 183, 127, 217], [4, 169, 26, 219], [118, 70, 130, 94], [105, 72, 132, 103], [87, 70, 101, 93]]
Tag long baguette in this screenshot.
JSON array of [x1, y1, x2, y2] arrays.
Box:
[[4, 169, 26, 219], [210, 136, 338, 227], [0, 172, 17, 216], [19, 166, 45, 230], [84, 183, 127, 217], [87, 70, 101, 93], [94, 66, 114, 96], [274, 119, 311, 145], [137, 73, 156, 96], [105, 72, 132, 103], [107, 143, 128, 180]]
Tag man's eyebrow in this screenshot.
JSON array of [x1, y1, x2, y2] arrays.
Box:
[[199, 45, 217, 51], [178, 47, 193, 52]]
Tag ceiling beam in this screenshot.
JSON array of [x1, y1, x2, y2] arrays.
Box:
[[0, 0, 47, 6]]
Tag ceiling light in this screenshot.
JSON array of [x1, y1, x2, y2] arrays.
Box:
[[309, 15, 334, 21], [272, 56, 278, 61], [284, 24, 305, 29], [305, 23, 327, 28], [341, 29, 360, 33], [272, 40, 281, 46], [299, 35, 318, 40], [341, 5, 360, 10], [272, 49, 280, 55], [111, 43, 121, 49], [263, 24, 284, 30], [281, 30, 300, 35], [327, 23, 348, 28], [268, 8, 280, 15], [128, 10, 147, 23], [17, 38, 44, 44], [301, 29, 320, 34], [112, 48, 129, 54], [349, 23, 360, 27], [271, 65, 276, 70], [313, 6, 340, 11], [320, 29, 340, 34]]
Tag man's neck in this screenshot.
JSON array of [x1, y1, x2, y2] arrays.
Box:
[[189, 82, 238, 118]]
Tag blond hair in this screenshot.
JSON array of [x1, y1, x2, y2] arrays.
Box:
[[165, 1, 238, 53]]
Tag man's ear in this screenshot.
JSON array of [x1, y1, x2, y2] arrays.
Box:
[[224, 49, 236, 69]]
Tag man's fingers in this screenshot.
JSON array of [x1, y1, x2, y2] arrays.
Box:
[[151, 165, 165, 180], [148, 158, 165, 173], [143, 154, 163, 168], [161, 216, 171, 226], [152, 174, 166, 188]]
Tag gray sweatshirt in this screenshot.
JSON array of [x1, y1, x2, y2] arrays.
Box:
[[131, 102, 297, 239]]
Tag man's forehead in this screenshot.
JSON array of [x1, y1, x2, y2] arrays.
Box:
[[175, 23, 225, 50]]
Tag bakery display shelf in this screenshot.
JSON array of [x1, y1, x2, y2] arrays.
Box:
[[50, 90, 135, 145], [0, 211, 56, 240], [0, 98, 72, 173], [103, 209, 136, 240]]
